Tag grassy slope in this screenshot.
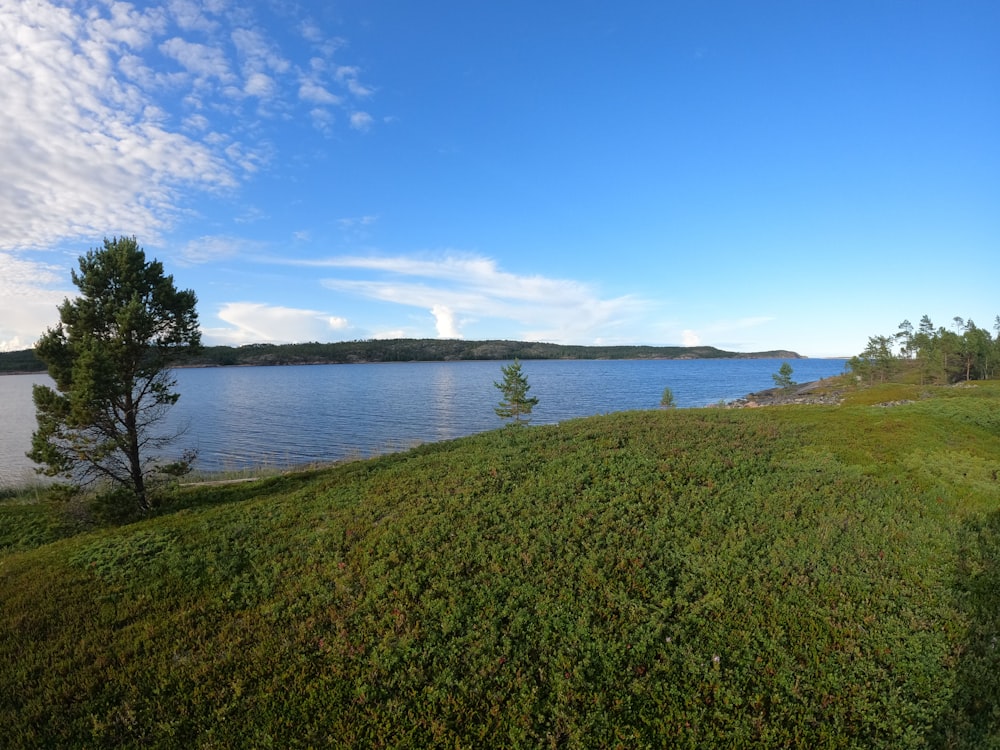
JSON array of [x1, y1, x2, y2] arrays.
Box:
[[2, 383, 999, 748]]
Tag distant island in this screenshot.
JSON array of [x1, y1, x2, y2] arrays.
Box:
[[0, 339, 803, 374]]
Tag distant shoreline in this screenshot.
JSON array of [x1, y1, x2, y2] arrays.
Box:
[[0, 338, 811, 375]]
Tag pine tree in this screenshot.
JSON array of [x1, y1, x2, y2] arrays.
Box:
[[772, 361, 796, 390], [494, 359, 539, 425], [660, 386, 676, 408], [29, 237, 200, 511]]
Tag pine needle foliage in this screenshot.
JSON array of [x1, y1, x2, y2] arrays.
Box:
[[494, 358, 539, 425]]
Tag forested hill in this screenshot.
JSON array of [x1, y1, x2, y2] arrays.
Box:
[[0, 339, 802, 373]]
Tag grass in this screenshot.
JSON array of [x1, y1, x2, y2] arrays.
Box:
[[2, 382, 1000, 747]]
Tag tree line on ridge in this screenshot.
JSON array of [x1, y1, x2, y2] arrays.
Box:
[[0, 338, 802, 374], [849, 315, 1000, 384]]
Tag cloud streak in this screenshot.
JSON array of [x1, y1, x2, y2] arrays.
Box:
[[203, 302, 349, 345], [308, 253, 648, 344]]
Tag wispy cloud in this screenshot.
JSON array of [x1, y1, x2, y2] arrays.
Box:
[[177, 235, 263, 265], [337, 215, 379, 230], [203, 302, 349, 345], [166, 0, 220, 33], [676, 317, 777, 351], [299, 80, 342, 105], [159, 37, 235, 84], [350, 111, 374, 131], [304, 253, 648, 344], [335, 66, 374, 97]]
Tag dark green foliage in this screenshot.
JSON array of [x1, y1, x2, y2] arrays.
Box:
[[942, 509, 1000, 746], [184, 339, 802, 365], [1, 339, 803, 372], [0, 348, 45, 373], [28, 237, 200, 512], [850, 335, 898, 385], [2, 383, 1000, 747], [772, 361, 796, 390], [853, 314, 1000, 385], [0, 491, 90, 555], [494, 358, 539, 424]]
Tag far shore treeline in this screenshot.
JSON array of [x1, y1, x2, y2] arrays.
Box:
[[0, 339, 803, 374]]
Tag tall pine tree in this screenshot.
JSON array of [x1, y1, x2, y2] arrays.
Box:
[[29, 237, 201, 511]]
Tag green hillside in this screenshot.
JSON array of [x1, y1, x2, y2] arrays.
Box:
[[2, 382, 999, 747]]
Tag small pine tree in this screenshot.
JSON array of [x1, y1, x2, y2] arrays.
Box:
[[494, 359, 539, 425], [772, 361, 796, 391], [660, 386, 676, 408]]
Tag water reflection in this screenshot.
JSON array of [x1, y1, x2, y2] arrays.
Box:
[[431, 363, 459, 441]]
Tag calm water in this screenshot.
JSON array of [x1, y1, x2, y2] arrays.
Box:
[[0, 358, 847, 486]]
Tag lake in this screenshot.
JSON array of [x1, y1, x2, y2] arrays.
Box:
[[0, 358, 847, 486]]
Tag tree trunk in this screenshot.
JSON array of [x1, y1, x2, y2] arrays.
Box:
[[124, 392, 148, 511]]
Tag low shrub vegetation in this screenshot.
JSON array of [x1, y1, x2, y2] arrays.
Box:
[[2, 383, 999, 747]]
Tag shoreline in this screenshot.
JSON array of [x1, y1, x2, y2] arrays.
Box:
[[726, 377, 844, 408], [1, 339, 815, 376]]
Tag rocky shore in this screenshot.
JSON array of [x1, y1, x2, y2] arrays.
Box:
[[728, 377, 844, 408]]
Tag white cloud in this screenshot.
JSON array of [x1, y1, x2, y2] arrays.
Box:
[[310, 108, 336, 133], [166, 0, 220, 33], [231, 27, 290, 105], [299, 80, 341, 105], [431, 305, 460, 338], [244, 72, 277, 98], [681, 329, 701, 346], [231, 27, 290, 76], [184, 113, 211, 130], [311, 253, 648, 343], [347, 80, 374, 97], [335, 65, 373, 98], [0, 0, 377, 254], [203, 302, 349, 345], [0, 0, 236, 250], [159, 37, 234, 84], [300, 22, 325, 44], [350, 111, 374, 131], [0, 1, 379, 347]]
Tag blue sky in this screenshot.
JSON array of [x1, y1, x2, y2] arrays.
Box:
[[1, 1, 997, 357]]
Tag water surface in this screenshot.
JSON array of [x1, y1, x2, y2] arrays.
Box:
[[0, 358, 847, 485]]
